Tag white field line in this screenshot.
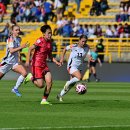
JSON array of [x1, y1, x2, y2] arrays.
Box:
[[1, 125, 130, 130]]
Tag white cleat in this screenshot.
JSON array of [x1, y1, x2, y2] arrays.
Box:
[[57, 94, 63, 102], [96, 78, 100, 82]]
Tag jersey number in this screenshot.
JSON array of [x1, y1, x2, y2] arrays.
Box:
[[77, 53, 82, 57]]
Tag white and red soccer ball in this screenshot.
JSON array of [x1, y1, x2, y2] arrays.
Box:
[[75, 83, 87, 94]]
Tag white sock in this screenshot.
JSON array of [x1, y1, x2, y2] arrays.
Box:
[[41, 99, 46, 102], [66, 77, 79, 87], [60, 77, 79, 96], [60, 89, 66, 97], [14, 75, 25, 89]]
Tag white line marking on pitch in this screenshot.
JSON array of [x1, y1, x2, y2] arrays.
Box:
[[1, 125, 130, 130]]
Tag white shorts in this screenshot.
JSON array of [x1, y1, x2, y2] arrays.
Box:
[[67, 66, 80, 75], [0, 62, 18, 74]]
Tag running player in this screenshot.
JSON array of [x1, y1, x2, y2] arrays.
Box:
[[0, 25, 29, 97], [24, 25, 61, 105], [57, 35, 91, 102], [87, 48, 102, 82]]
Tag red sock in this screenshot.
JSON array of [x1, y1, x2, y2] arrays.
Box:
[[42, 93, 49, 100]]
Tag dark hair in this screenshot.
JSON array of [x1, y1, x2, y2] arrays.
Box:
[[11, 24, 19, 30], [40, 25, 51, 33], [79, 35, 88, 40], [100, 38, 103, 43]]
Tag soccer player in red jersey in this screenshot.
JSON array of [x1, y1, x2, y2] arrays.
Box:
[[24, 25, 61, 105]]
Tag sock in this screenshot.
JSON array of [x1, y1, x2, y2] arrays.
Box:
[[41, 99, 46, 102], [60, 77, 79, 96], [66, 77, 79, 88], [42, 89, 50, 102], [43, 93, 49, 99], [93, 73, 97, 79], [14, 75, 25, 89], [60, 89, 66, 97], [89, 73, 91, 79]]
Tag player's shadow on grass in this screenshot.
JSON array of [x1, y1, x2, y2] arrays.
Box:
[[53, 99, 130, 108], [53, 102, 86, 105]]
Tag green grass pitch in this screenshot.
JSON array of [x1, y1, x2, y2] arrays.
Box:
[[0, 80, 130, 130]]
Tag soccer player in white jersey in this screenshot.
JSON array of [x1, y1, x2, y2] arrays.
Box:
[[57, 35, 91, 101], [0, 25, 29, 97]]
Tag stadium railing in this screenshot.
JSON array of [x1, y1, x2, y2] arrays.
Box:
[[52, 37, 130, 62], [79, 22, 130, 25], [0, 37, 130, 63]]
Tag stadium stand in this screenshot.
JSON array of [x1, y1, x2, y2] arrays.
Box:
[[0, 0, 130, 62]]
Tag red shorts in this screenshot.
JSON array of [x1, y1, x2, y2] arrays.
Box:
[[31, 66, 50, 79]]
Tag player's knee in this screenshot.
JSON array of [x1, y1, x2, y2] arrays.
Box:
[[36, 83, 44, 88], [79, 76, 82, 80], [38, 84, 44, 89], [22, 72, 28, 77], [0, 73, 4, 80], [77, 77, 82, 81]]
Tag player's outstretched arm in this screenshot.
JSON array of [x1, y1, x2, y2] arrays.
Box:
[[48, 51, 62, 67], [60, 47, 67, 65], [52, 58, 62, 67], [25, 45, 35, 67], [9, 42, 29, 54], [97, 58, 102, 67]]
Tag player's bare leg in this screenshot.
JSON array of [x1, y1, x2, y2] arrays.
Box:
[[64, 71, 81, 91], [41, 72, 52, 105], [57, 70, 81, 101], [12, 65, 27, 96], [33, 79, 44, 88], [44, 72, 52, 95], [86, 68, 92, 82], [91, 67, 100, 82], [0, 72, 4, 80]]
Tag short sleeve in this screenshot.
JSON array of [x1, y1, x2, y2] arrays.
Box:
[[34, 39, 41, 46], [87, 49, 91, 56], [66, 44, 75, 51]]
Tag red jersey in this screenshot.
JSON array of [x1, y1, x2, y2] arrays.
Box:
[[32, 37, 52, 67]]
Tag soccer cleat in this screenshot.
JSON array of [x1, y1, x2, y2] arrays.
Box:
[[96, 78, 100, 82], [40, 100, 52, 105], [23, 73, 32, 84], [11, 88, 22, 97], [57, 94, 63, 102]]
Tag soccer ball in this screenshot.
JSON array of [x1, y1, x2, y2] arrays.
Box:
[[75, 83, 87, 95]]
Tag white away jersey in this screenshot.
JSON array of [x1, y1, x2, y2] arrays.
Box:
[[66, 44, 90, 69], [1, 37, 21, 64]]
